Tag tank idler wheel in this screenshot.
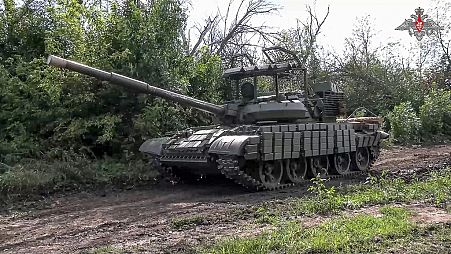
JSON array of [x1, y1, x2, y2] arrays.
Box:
[[285, 157, 308, 184], [309, 156, 329, 178], [333, 153, 351, 175], [354, 147, 370, 171], [258, 160, 283, 189]]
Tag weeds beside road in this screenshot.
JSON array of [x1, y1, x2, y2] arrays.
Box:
[[0, 157, 157, 205]]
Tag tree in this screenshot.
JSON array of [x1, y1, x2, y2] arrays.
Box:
[[275, 4, 329, 87], [430, 0, 451, 88], [0, 0, 204, 161], [187, 0, 279, 66]]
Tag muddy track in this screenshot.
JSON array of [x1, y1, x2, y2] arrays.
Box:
[[0, 145, 450, 254]]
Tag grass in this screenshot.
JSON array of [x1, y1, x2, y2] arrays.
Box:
[[204, 206, 415, 253], [0, 156, 158, 203], [248, 168, 451, 226], [288, 167, 451, 216], [170, 215, 209, 230], [381, 223, 451, 253], [204, 168, 451, 253], [253, 206, 281, 225]]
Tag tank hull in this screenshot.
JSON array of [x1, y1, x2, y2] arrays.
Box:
[[141, 121, 387, 190]]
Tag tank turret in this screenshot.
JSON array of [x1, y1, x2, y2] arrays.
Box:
[[47, 48, 345, 125]]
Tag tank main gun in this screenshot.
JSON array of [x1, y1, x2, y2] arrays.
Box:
[[48, 49, 345, 125], [46, 55, 225, 116]]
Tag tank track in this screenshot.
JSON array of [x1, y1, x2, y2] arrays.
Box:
[[217, 147, 380, 191], [158, 147, 380, 191], [217, 157, 293, 191]]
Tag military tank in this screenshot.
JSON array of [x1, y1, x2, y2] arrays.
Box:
[[47, 47, 389, 190]]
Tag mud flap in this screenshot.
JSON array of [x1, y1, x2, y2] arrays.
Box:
[[208, 135, 259, 156], [139, 137, 171, 156], [378, 130, 390, 140]]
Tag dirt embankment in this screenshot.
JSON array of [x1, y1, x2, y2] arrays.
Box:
[[0, 145, 450, 253]]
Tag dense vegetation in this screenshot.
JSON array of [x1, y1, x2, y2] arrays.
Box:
[[0, 0, 450, 199], [0, 0, 225, 200], [0, 0, 223, 164]]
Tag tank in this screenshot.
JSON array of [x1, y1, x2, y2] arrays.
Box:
[[47, 47, 389, 190]]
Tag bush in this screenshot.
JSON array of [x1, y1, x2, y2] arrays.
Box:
[[0, 0, 225, 163], [419, 89, 451, 137], [387, 102, 421, 144]]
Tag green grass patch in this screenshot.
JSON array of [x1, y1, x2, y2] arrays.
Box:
[[292, 168, 451, 215], [254, 206, 281, 225], [204, 206, 414, 253], [170, 215, 208, 230], [381, 223, 451, 253], [0, 157, 158, 203], [204, 169, 451, 253]]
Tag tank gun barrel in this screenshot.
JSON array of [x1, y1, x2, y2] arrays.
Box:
[[47, 55, 225, 116]]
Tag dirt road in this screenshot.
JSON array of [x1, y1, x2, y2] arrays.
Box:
[[0, 145, 450, 253]]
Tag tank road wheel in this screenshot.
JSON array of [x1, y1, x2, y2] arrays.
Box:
[[354, 147, 370, 171], [285, 158, 308, 184], [333, 153, 351, 175], [309, 156, 329, 178], [258, 160, 283, 189]]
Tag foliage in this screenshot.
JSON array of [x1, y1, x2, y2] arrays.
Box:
[[203, 169, 451, 253], [386, 89, 451, 144], [0, 0, 450, 199], [378, 223, 451, 253], [0, 0, 450, 161], [307, 175, 336, 198], [419, 88, 451, 137], [328, 16, 427, 116], [0, 0, 224, 163], [254, 206, 280, 225], [387, 102, 422, 144]]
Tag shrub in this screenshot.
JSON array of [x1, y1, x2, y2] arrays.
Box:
[[387, 102, 421, 144], [419, 89, 451, 137]]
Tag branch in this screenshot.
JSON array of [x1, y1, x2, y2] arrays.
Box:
[[189, 15, 218, 56], [302, 5, 330, 65], [437, 30, 451, 68], [216, 0, 279, 55]]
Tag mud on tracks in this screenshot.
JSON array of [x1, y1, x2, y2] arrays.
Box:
[[0, 145, 450, 253]]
